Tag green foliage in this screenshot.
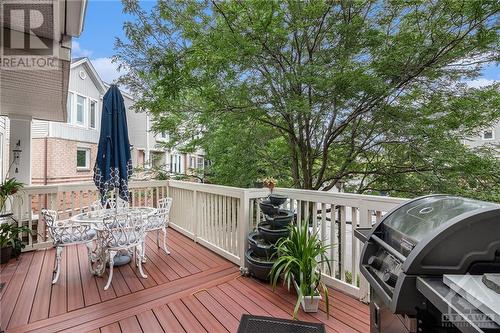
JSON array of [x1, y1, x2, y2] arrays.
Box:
[[270, 222, 331, 319], [344, 271, 360, 288], [116, 0, 500, 201], [0, 178, 24, 213], [0, 223, 29, 251]]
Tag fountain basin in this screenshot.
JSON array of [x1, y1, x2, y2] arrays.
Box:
[[245, 249, 275, 281], [268, 194, 287, 206], [258, 222, 289, 243], [259, 200, 279, 216], [265, 209, 293, 229], [248, 231, 276, 258]]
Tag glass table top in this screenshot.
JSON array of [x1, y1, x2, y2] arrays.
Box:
[[70, 207, 157, 224]]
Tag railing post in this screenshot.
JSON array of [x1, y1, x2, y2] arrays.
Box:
[[193, 190, 198, 243], [358, 204, 371, 303], [238, 190, 250, 270]]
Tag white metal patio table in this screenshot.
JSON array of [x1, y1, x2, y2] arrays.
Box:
[[70, 207, 157, 275]]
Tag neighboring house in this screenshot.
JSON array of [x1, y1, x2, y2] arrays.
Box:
[[31, 57, 204, 184], [464, 122, 500, 157], [0, 0, 88, 185]]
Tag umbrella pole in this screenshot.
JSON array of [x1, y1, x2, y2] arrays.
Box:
[[115, 188, 119, 213]]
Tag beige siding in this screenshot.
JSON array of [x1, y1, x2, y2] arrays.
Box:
[[124, 94, 148, 149]]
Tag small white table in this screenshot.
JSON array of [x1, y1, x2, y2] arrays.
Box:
[[70, 207, 157, 275]]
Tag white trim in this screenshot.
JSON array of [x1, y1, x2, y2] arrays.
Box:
[[89, 98, 98, 129], [76, 147, 91, 170], [75, 94, 87, 127]]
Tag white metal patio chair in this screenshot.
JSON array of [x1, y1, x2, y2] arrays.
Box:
[[41, 209, 96, 284], [100, 213, 147, 290], [90, 200, 104, 212], [144, 197, 173, 257], [104, 197, 129, 212]]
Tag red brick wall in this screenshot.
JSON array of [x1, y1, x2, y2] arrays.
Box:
[[32, 138, 98, 184]]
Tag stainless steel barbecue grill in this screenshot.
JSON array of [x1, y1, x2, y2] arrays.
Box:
[[356, 195, 500, 333]]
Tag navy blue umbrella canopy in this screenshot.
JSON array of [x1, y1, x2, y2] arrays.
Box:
[[93, 85, 133, 203]]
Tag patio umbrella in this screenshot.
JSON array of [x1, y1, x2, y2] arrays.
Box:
[[93, 85, 132, 204]]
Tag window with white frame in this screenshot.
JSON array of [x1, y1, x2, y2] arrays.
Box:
[[76, 148, 90, 169], [197, 157, 204, 170], [170, 154, 176, 173], [76, 95, 86, 125], [482, 129, 494, 140], [89, 100, 97, 129]]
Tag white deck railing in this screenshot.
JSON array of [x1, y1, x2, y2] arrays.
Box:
[[13, 180, 407, 301]]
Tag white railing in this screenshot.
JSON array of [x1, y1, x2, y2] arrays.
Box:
[[12, 180, 169, 251], [13, 180, 407, 301]]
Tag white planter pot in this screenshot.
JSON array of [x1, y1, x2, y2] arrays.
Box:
[[293, 278, 322, 313]]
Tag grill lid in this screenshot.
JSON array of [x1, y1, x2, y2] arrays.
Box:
[[380, 196, 496, 255]]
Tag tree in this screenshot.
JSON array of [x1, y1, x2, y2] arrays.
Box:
[[115, 0, 500, 200]]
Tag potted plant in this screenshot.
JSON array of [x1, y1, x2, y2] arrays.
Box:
[[0, 223, 29, 264], [270, 222, 331, 318], [0, 178, 24, 219], [262, 177, 276, 193]]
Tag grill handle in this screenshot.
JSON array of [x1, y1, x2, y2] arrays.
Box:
[[354, 227, 372, 243], [371, 234, 407, 262]]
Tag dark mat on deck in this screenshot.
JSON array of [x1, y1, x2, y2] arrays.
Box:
[[237, 314, 326, 333]]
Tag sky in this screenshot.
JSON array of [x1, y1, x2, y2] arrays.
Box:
[[74, 0, 499, 87]]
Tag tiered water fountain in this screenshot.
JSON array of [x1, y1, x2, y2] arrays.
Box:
[[245, 194, 294, 280]]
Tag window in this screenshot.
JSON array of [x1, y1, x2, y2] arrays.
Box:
[[89, 100, 96, 129], [197, 157, 204, 170], [161, 131, 167, 139], [76, 95, 86, 125], [76, 148, 90, 169], [67, 92, 73, 123], [190, 157, 196, 168], [482, 129, 494, 140]]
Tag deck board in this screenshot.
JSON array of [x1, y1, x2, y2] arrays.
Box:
[[1, 229, 369, 333], [29, 250, 55, 322], [152, 304, 186, 333], [135, 310, 164, 333]]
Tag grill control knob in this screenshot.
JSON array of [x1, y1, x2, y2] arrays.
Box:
[[383, 272, 398, 287], [368, 256, 383, 270]]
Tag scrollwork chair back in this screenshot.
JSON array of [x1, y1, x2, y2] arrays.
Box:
[[100, 213, 147, 290], [41, 209, 95, 284]]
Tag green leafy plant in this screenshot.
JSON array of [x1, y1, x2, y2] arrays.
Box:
[[0, 178, 24, 214], [270, 222, 331, 319], [0, 223, 29, 253]]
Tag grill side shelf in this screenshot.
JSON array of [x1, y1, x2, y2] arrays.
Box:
[[416, 277, 498, 333]]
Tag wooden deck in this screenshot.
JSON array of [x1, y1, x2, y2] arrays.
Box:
[[0, 229, 369, 333]]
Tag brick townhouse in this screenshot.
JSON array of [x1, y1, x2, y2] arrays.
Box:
[[30, 57, 205, 185]]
